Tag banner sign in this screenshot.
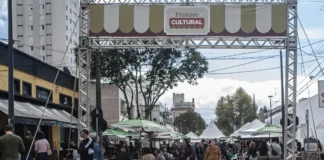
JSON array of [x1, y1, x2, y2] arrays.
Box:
[[318, 80, 324, 108], [164, 6, 210, 35], [89, 4, 287, 37]]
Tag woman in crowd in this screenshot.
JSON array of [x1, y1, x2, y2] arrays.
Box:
[[155, 149, 166, 160], [257, 141, 269, 160], [195, 143, 205, 160], [247, 142, 257, 160], [204, 140, 221, 160], [179, 139, 194, 160], [141, 148, 155, 160], [34, 131, 51, 160]]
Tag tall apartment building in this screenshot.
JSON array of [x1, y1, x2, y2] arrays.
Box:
[[12, 0, 79, 75]]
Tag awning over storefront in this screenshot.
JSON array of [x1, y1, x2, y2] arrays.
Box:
[[0, 99, 78, 128]]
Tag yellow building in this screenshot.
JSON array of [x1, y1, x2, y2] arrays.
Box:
[[0, 41, 79, 158]]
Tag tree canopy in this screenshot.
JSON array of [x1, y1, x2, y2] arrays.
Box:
[[215, 87, 257, 136], [90, 49, 208, 119], [173, 111, 206, 135]]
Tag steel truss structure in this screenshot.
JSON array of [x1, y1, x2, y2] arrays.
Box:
[[78, 0, 298, 159]]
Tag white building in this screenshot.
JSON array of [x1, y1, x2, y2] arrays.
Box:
[[12, 0, 79, 75], [150, 103, 173, 126], [265, 94, 324, 148]]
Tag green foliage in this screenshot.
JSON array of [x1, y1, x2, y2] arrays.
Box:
[[215, 87, 257, 136], [90, 49, 208, 119], [174, 111, 206, 135]]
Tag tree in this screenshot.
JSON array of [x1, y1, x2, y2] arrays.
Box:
[[173, 111, 206, 135], [215, 87, 257, 136], [90, 49, 208, 119]]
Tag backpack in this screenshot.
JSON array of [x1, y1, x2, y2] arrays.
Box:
[[271, 144, 279, 156]]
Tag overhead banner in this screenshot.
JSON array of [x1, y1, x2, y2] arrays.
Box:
[[318, 80, 324, 108], [89, 4, 287, 37]]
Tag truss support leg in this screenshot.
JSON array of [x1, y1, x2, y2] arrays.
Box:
[[78, 0, 91, 142], [284, 0, 298, 159]]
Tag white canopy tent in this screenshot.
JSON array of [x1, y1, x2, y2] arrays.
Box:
[[236, 119, 266, 138], [230, 122, 251, 137], [186, 132, 201, 142], [200, 121, 225, 139]]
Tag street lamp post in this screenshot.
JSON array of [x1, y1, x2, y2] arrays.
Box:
[[268, 95, 273, 124]]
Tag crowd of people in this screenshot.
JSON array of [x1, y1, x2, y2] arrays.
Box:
[[0, 125, 95, 160]]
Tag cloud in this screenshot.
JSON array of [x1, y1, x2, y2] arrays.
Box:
[[0, 0, 7, 26], [159, 76, 320, 122], [298, 27, 324, 40]]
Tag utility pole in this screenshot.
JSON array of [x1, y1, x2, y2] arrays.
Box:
[[7, 0, 15, 128], [253, 94, 256, 119], [268, 95, 273, 124], [95, 51, 103, 159]]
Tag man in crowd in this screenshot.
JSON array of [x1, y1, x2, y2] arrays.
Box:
[[78, 128, 94, 160], [0, 124, 25, 160]]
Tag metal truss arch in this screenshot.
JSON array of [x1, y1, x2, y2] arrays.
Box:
[[78, 1, 298, 160]]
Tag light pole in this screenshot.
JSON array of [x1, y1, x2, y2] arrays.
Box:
[[268, 95, 273, 124]]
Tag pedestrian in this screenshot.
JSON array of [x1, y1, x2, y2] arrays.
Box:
[[204, 140, 221, 160], [179, 139, 194, 160], [155, 149, 166, 160], [195, 143, 204, 160], [78, 128, 94, 160], [0, 124, 25, 160], [34, 131, 51, 160], [141, 148, 155, 160], [22, 131, 34, 160], [247, 142, 257, 160], [257, 141, 269, 160]]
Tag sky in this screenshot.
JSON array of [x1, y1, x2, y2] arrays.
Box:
[[1, 0, 324, 123]]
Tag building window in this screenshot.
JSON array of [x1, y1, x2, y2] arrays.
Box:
[[36, 86, 52, 101], [17, 45, 23, 48], [17, 35, 23, 37], [14, 79, 20, 95], [17, 14, 23, 16], [66, 16, 68, 21], [59, 94, 72, 106], [45, 2, 51, 4], [46, 34, 52, 36], [70, 9, 72, 14], [28, 5, 33, 10], [46, 13, 51, 15], [17, 4, 23, 6], [41, 25, 45, 30], [28, 25, 33, 31], [46, 44, 52, 47], [22, 82, 32, 96], [42, 56, 46, 61], [40, 4, 45, 9], [66, 5, 68, 10], [17, 25, 23, 27], [66, 25, 68, 31], [72, 1, 77, 8], [42, 46, 45, 50], [66, 36, 68, 41], [46, 23, 51, 26], [70, 19, 72, 24], [30, 46, 33, 51]]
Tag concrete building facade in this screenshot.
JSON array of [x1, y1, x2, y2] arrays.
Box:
[[171, 93, 195, 120], [89, 83, 145, 125], [12, 0, 79, 75]]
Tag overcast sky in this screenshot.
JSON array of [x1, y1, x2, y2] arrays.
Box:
[[1, 0, 324, 123]]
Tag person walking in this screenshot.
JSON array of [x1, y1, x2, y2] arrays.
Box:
[[268, 138, 281, 160], [247, 142, 257, 160], [78, 128, 94, 160], [0, 124, 25, 160], [34, 131, 51, 160], [179, 139, 195, 160], [204, 140, 221, 160], [195, 143, 204, 160], [257, 141, 269, 160], [22, 131, 34, 160]]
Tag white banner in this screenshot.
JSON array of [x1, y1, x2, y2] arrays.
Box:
[[318, 80, 324, 108], [164, 6, 210, 35]]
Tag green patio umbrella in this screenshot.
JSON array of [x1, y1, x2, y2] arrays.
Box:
[[112, 118, 171, 133], [90, 128, 135, 137], [252, 124, 282, 136]]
